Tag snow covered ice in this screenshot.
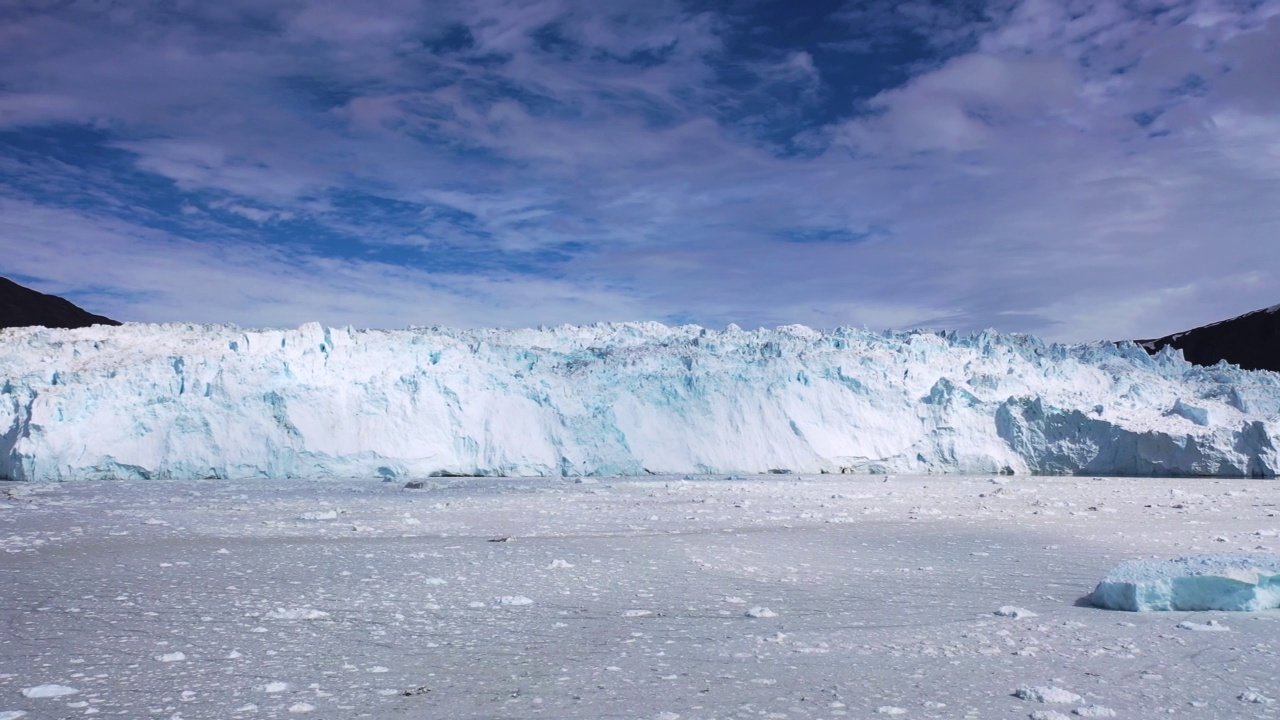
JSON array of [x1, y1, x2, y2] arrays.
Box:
[[1090, 553, 1280, 611], [2, 321, 1278, 480], [4, 474, 1280, 718]]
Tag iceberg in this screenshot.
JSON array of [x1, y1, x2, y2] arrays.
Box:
[[0, 322, 1277, 481], [1090, 554, 1280, 611]]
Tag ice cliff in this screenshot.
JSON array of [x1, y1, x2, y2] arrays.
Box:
[[1, 322, 1278, 481]]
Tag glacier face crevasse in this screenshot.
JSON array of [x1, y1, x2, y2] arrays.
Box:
[[0, 322, 1277, 480]]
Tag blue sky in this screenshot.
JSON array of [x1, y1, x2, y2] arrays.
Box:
[[1, 0, 1278, 341]]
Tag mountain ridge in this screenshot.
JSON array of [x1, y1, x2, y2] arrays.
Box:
[[1136, 304, 1280, 373], [0, 276, 120, 330]]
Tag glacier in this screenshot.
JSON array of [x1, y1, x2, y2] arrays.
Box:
[[0, 321, 1277, 481], [1091, 554, 1280, 611]]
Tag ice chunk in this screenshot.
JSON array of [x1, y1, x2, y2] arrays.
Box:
[[1167, 399, 1210, 426], [994, 605, 1037, 618], [258, 682, 289, 693], [1090, 554, 1280, 612], [20, 684, 78, 698], [1176, 619, 1229, 631], [267, 608, 330, 620], [1014, 686, 1083, 704]]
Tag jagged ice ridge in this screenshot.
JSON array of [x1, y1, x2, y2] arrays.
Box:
[[1, 322, 1278, 480]]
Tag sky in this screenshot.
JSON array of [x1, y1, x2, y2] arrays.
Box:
[[1, 0, 1278, 342]]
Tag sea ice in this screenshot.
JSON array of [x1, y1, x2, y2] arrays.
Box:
[[1090, 554, 1280, 611]]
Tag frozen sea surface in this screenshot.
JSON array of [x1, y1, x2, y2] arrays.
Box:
[[2, 475, 1280, 718]]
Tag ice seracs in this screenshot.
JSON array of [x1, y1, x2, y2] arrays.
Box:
[[1, 321, 1277, 480], [1090, 554, 1280, 611]]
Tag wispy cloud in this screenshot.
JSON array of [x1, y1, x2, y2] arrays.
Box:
[[0, 0, 1278, 340]]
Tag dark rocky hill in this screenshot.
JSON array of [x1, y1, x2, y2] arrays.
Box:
[[1136, 304, 1280, 373], [0, 276, 121, 329]]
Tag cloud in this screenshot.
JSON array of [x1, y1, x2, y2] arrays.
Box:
[[0, 93, 83, 128], [0, 0, 1278, 342], [0, 197, 654, 328]]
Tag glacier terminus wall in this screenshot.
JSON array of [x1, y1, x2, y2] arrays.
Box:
[[1, 322, 1277, 480]]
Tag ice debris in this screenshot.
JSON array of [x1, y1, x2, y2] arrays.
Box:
[[1090, 554, 1280, 611], [20, 684, 78, 698], [1176, 619, 1229, 631], [267, 608, 330, 620], [1014, 686, 1083, 704], [258, 682, 289, 693], [995, 605, 1038, 618]]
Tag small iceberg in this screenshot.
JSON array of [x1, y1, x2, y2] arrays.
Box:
[[1090, 554, 1280, 612]]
